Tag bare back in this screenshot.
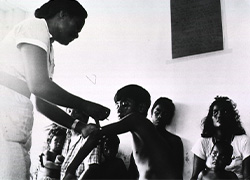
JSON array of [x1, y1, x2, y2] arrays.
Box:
[[128, 114, 179, 179]]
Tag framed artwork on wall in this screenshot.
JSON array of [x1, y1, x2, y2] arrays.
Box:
[[171, 0, 223, 59]]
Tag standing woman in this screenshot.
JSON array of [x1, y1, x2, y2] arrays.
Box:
[[0, 0, 110, 179], [191, 96, 250, 179]]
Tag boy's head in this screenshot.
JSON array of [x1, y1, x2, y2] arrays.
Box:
[[102, 135, 120, 159], [47, 124, 67, 153], [206, 141, 233, 170], [114, 84, 151, 119], [151, 97, 175, 128]]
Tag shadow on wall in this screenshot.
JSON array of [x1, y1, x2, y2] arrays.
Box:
[[182, 137, 193, 180]]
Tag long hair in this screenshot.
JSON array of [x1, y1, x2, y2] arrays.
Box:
[[201, 96, 245, 137], [35, 0, 88, 20]]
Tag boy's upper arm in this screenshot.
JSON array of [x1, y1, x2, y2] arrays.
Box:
[[101, 113, 136, 136]]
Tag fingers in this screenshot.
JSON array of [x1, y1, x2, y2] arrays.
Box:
[[81, 123, 99, 138], [93, 106, 110, 121], [71, 109, 90, 123]]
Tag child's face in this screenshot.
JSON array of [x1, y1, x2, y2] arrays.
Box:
[[50, 135, 65, 153], [115, 98, 137, 120], [151, 104, 169, 127], [206, 146, 228, 170], [103, 139, 119, 159]]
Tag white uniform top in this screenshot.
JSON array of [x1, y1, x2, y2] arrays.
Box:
[[0, 18, 54, 179], [0, 17, 54, 80]]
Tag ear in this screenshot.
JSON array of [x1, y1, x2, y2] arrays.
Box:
[[58, 10, 69, 19], [137, 103, 147, 114]]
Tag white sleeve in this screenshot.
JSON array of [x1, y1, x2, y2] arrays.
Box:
[[15, 18, 50, 52], [240, 135, 250, 160], [191, 138, 206, 160]]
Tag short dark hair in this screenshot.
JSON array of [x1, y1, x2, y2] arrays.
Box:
[[47, 124, 67, 145], [114, 84, 151, 115], [151, 97, 175, 119], [35, 0, 88, 20], [212, 141, 233, 165], [104, 134, 120, 146]]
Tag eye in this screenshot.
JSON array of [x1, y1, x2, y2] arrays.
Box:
[[121, 101, 129, 108], [154, 110, 160, 116], [213, 110, 218, 116]]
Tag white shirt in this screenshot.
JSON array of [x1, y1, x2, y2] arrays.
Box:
[[192, 134, 250, 179], [0, 17, 54, 80]]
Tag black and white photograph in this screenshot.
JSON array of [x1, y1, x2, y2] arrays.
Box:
[[0, 0, 250, 179]]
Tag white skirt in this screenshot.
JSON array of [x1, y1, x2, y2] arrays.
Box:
[[0, 85, 34, 180]]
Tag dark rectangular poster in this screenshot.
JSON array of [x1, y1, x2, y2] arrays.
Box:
[[171, 0, 223, 59]]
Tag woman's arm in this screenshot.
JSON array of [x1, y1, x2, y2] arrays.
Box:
[[243, 156, 250, 180], [36, 97, 95, 137], [20, 43, 109, 120], [190, 155, 206, 180]]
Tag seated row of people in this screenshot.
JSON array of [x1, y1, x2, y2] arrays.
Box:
[[34, 84, 250, 180]]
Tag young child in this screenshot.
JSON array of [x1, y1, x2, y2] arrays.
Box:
[[61, 109, 102, 180], [36, 124, 67, 180], [197, 141, 238, 180], [63, 84, 179, 180], [80, 134, 128, 179]]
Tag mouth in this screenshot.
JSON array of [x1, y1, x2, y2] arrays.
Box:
[[118, 114, 123, 119]]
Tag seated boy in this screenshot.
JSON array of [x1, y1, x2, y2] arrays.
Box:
[[63, 84, 179, 180], [80, 134, 128, 179], [197, 141, 238, 180]]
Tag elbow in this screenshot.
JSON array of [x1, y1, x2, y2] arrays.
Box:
[[35, 97, 46, 114], [26, 76, 51, 97], [29, 83, 44, 96]]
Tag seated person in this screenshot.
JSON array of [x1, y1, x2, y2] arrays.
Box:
[[36, 124, 67, 180], [80, 134, 128, 179], [63, 84, 179, 180], [198, 141, 238, 180], [128, 97, 184, 179], [61, 109, 102, 180]]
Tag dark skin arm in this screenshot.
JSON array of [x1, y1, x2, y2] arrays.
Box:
[[36, 98, 95, 137], [243, 156, 250, 180], [190, 154, 206, 180], [20, 44, 110, 121]]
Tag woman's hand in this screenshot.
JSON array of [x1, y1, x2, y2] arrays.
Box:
[[70, 109, 89, 123], [81, 100, 110, 121]]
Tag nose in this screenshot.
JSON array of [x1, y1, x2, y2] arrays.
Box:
[[217, 111, 221, 117], [116, 104, 121, 112], [158, 113, 162, 118], [75, 33, 79, 39]]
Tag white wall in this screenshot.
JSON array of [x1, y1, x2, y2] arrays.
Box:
[[51, 1, 250, 178], [2, 0, 250, 179]]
